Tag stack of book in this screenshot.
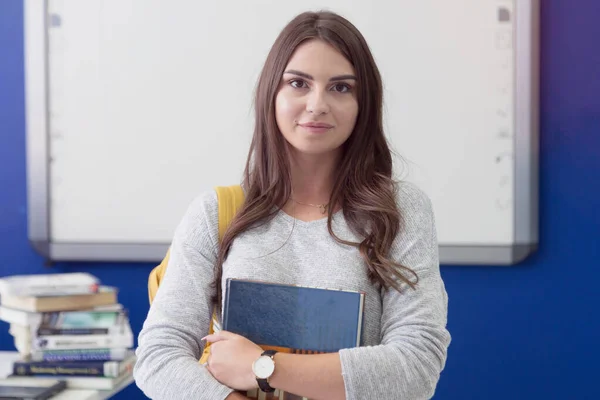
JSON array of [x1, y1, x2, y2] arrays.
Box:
[[0, 272, 136, 391]]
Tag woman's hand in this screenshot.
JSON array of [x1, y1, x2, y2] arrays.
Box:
[[203, 330, 263, 391]]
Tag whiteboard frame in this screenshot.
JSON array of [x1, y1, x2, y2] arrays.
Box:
[[24, 0, 539, 265]]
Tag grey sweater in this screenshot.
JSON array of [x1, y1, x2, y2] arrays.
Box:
[[134, 182, 451, 400]]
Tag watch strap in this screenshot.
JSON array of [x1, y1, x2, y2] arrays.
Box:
[[256, 350, 277, 393]]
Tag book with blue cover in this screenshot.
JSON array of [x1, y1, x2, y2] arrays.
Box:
[[222, 278, 365, 399], [223, 278, 365, 353], [0, 378, 66, 400], [223, 278, 365, 399], [11, 351, 136, 378]]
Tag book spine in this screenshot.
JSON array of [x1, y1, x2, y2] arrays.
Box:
[[222, 278, 233, 330], [33, 331, 133, 351], [12, 360, 119, 377], [9, 283, 99, 297], [37, 327, 109, 335], [31, 348, 129, 362]]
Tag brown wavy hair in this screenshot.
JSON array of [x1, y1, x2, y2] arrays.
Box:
[[212, 10, 418, 311]]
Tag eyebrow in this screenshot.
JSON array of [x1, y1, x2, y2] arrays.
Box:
[[284, 69, 357, 82]]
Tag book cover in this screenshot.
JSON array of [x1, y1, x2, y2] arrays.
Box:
[[223, 279, 365, 353], [222, 279, 365, 400]]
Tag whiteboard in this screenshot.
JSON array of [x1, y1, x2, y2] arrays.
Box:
[[24, 0, 539, 264]]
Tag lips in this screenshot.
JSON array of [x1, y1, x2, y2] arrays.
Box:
[[298, 121, 334, 135], [299, 122, 334, 129]]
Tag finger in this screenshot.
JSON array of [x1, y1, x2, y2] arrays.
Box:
[[205, 355, 218, 378], [202, 330, 237, 343], [202, 333, 225, 343]]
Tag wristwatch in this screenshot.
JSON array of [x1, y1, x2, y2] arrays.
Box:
[[252, 350, 277, 392]]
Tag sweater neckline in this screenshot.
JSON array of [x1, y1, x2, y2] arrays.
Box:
[[275, 207, 344, 228]]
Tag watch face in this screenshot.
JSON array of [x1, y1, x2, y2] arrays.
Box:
[[253, 355, 275, 379]]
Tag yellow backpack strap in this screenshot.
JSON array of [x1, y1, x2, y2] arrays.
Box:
[[199, 185, 245, 364], [147, 247, 169, 304], [215, 185, 245, 242]]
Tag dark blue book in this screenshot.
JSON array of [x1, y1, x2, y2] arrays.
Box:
[[0, 378, 66, 400], [12, 351, 135, 378], [222, 279, 365, 354]]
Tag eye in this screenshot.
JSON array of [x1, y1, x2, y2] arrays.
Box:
[[331, 83, 352, 93], [289, 79, 308, 89]]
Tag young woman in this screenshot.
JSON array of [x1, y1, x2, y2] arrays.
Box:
[[134, 10, 450, 400]]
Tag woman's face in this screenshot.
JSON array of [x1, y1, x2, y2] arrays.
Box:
[[275, 39, 359, 158]]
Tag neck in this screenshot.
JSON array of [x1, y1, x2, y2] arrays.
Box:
[[289, 149, 340, 204]]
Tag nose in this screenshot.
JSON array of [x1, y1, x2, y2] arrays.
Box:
[[306, 89, 329, 115]]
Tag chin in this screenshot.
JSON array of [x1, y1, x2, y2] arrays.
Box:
[[289, 143, 342, 157]]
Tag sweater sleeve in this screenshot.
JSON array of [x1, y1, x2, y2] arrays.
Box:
[[338, 183, 451, 400], [133, 190, 235, 400]]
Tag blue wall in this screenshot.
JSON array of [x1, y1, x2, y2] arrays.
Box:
[[1, 1, 598, 399]]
